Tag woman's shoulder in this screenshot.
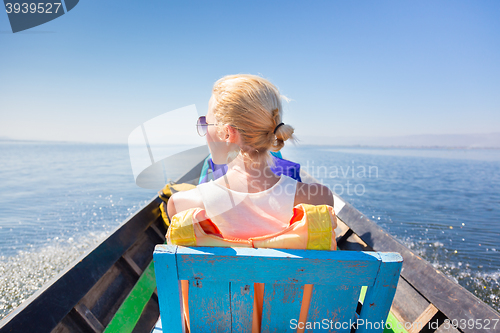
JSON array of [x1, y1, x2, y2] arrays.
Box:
[[294, 182, 334, 207], [166, 187, 204, 220]]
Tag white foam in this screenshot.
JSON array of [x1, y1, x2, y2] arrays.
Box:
[[0, 232, 109, 319]]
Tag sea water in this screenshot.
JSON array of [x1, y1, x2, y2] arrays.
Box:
[[284, 146, 500, 312], [0, 142, 157, 318], [0, 142, 499, 320]]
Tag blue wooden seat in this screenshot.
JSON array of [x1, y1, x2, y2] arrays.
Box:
[[153, 245, 402, 333]]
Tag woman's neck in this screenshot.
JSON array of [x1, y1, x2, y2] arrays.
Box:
[[219, 152, 280, 193]]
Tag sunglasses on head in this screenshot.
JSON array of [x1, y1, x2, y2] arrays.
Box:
[[196, 116, 218, 136]]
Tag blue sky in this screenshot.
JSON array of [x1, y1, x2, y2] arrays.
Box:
[[1, 0, 499, 144]]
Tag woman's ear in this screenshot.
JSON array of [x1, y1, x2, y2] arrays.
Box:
[[224, 124, 240, 144]]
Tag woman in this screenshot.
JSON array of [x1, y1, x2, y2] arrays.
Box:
[[167, 74, 333, 224], [166, 74, 336, 333]]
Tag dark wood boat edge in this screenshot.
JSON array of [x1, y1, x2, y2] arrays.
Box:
[[0, 196, 164, 332], [337, 195, 500, 332]]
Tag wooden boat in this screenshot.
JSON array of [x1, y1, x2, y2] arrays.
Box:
[[1, 155, 499, 333]]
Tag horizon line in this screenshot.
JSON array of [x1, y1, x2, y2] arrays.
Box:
[[2, 138, 499, 150]]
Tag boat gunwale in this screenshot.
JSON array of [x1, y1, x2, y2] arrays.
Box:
[[0, 196, 164, 332], [336, 193, 500, 332]]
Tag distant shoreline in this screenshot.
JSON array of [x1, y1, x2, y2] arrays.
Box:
[[1, 138, 499, 150], [295, 144, 500, 150]]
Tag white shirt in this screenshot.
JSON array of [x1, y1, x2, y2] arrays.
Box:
[[196, 175, 298, 239]]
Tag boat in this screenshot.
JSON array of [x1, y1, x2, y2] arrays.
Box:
[[1, 154, 499, 333]]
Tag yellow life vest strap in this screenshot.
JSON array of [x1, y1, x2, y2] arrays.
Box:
[[304, 204, 334, 250], [159, 202, 170, 227], [158, 183, 197, 227], [168, 209, 197, 246]]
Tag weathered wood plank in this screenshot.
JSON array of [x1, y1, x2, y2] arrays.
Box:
[[337, 202, 500, 333], [51, 321, 72, 333], [55, 309, 90, 333], [391, 276, 431, 325], [407, 304, 438, 333], [125, 230, 158, 272], [73, 303, 105, 333], [173, 246, 381, 286], [79, 264, 122, 310], [230, 283, 254, 333], [435, 322, 462, 333], [188, 281, 231, 333], [150, 223, 166, 241], [122, 253, 143, 277], [306, 285, 361, 333], [95, 260, 137, 326], [261, 284, 303, 333]]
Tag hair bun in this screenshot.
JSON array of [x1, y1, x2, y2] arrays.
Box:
[[273, 123, 285, 134], [271, 123, 295, 152]]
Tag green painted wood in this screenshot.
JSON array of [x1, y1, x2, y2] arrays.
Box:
[[359, 285, 367, 302], [230, 282, 254, 333], [383, 312, 409, 333], [261, 284, 303, 333], [104, 260, 157, 333], [306, 285, 361, 333], [188, 280, 231, 333]]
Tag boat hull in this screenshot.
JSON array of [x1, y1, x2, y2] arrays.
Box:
[[1, 157, 499, 333]]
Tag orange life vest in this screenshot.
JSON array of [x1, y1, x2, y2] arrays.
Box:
[[167, 203, 337, 251]]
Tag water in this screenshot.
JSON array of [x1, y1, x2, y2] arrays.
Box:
[[284, 146, 500, 312], [0, 142, 499, 320], [0, 141, 156, 318]]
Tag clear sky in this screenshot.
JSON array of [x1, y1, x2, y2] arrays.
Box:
[[1, 0, 499, 144]]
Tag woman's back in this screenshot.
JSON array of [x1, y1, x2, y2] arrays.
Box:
[[197, 174, 297, 239]]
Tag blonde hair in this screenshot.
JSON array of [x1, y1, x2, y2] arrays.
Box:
[[211, 74, 295, 165]]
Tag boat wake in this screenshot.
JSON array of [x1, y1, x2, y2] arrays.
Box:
[[404, 239, 500, 312], [0, 231, 110, 320]]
